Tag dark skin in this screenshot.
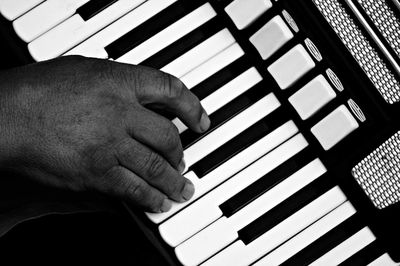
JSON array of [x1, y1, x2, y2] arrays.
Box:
[[0, 55, 210, 213]]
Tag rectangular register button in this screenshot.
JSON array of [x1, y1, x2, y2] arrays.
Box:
[[311, 105, 359, 150], [250, 15, 294, 60], [267, 44, 315, 90], [289, 75, 336, 120], [225, 0, 272, 30]]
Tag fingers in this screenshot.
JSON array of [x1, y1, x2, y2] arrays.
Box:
[[100, 166, 172, 213], [114, 138, 194, 203], [125, 106, 184, 171], [131, 66, 210, 133]]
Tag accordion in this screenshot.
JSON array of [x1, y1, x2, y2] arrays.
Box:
[[1, 0, 399, 265]]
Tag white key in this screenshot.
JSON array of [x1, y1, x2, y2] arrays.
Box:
[[172, 43, 245, 134], [368, 253, 400, 266], [161, 29, 235, 78], [203, 186, 347, 266], [289, 75, 336, 120], [176, 159, 327, 266], [184, 93, 280, 168], [28, 0, 146, 61], [0, 0, 44, 21], [13, 0, 89, 43], [65, 0, 177, 59], [250, 15, 294, 60], [116, 3, 217, 65], [254, 201, 356, 266], [181, 42, 245, 89], [268, 44, 316, 90], [172, 118, 188, 134], [310, 227, 376, 266], [225, 0, 272, 30], [176, 67, 262, 134], [311, 105, 359, 150], [201, 67, 262, 115], [159, 133, 308, 247], [147, 121, 299, 224]]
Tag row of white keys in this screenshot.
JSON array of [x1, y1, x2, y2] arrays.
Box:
[[0, 0, 44, 21], [254, 201, 356, 266], [147, 120, 299, 224], [172, 43, 245, 133], [175, 66, 261, 134], [160, 29, 235, 78], [203, 186, 347, 266], [13, 0, 90, 43], [180, 42, 244, 89], [28, 0, 146, 61], [176, 159, 327, 266], [159, 133, 309, 246], [183, 93, 280, 168], [116, 3, 217, 65], [200, 67, 262, 116], [65, 0, 178, 59], [309, 227, 376, 266]]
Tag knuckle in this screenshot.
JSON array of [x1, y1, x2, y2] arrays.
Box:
[[124, 179, 145, 201], [143, 151, 167, 180], [115, 138, 133, 158], [161, 121, 180, 151], [86, 145, 119, 176], [96, 166, 125, 195], [162, 74, 184, 101]]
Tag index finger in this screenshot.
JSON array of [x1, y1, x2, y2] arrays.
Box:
[[131, 66, 211, 133]]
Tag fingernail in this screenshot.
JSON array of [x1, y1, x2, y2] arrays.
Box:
[[200, 112, 211, 132], [178, 158, 186, 174], [182, 180, 195, 201], [160, 198, 172, 212]]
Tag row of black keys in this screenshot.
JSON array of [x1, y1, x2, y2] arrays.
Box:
[[215, 145, 382, 265], [76, 0, 215, 57]]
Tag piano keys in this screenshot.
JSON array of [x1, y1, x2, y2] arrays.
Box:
[[0, 0, 45, 21], [1, 0, 400, 265], [12, 0, 90, 43]]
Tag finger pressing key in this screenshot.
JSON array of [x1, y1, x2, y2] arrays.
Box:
[[125, 106, 184, 170], [131, 66, 211, 133], [100, 166, 172, 213], [114, 137, 195, 203]]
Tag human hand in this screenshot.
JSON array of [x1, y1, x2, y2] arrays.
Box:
[[0, 56, 210, 213]]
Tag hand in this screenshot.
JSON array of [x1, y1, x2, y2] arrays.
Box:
[[0, 56, 210, 213]]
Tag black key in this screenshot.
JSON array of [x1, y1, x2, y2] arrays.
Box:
[[191, 56, 250, 101], [220, 147, 315, 217], [141, 18, 224, 69], [106, 0, 204, 59], [281, 215, 364, 266], [238, 175, 334, 245], [77, 0, 117, 21], [340, 242, 383, 266], [181, 81, 269, 149], [189, 107, 288, 178]]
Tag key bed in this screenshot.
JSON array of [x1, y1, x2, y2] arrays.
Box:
[[1, 0, 400, 265]]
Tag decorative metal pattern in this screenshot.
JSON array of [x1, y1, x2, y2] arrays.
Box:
[[352, 131, 400, 209], [312, 0, 400, 104], [356, 0, 400, 58]]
